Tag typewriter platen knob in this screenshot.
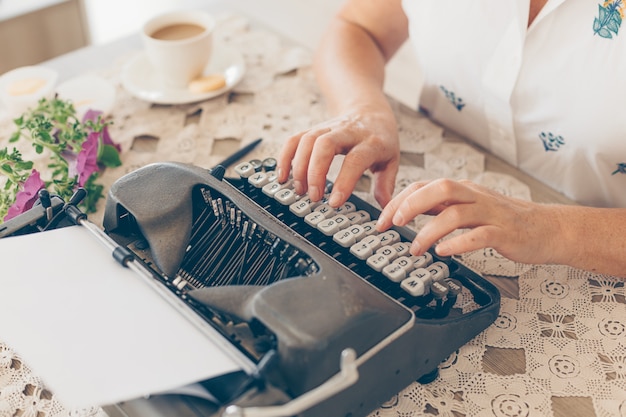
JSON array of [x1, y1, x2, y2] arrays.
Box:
[[211, 164, 227, 181]]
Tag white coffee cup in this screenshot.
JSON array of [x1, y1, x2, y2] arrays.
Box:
[[142, 10, 215, 89]]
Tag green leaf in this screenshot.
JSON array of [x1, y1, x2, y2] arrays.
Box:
[[15, 161, 33, 170], [98, 144, 122, 168], [39, 130, 52, 143]]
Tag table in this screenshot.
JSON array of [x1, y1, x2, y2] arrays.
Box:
[[1, 7, 625, 417]]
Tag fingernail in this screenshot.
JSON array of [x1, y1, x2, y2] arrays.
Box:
[[375, 214, 387, 231], [436, 242, 452, 257], [293, 180, 303, 195], [392, 211, 405, 225], [309, 185, 320, 201], [410, 240, 422, 255], [277, 167, 283, 181], [328, 191, 344, 207]]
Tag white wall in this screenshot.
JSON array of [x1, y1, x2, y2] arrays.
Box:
[[81, 0, 421, 108], [82, 0, 216, 45]]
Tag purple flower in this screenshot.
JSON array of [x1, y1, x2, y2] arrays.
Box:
[[62, 149, 78, 179], [4, 170, 45, 221], [76, 131, 99, 186], [83, 109, 121, 153]]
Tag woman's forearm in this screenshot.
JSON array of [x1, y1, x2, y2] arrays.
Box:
[[313, 18, 389, 116], [313, 0, 408, 116], [551, 205, 626, 277]]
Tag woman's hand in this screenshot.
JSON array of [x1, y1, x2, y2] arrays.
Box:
[[375, 178, 565, 266], [277, 106, 401, 208]]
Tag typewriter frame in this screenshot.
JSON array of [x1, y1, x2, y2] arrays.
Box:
[[98, 161, 501, 417]]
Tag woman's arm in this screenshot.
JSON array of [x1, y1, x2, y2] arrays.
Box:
[[277, 0, 409, 207]]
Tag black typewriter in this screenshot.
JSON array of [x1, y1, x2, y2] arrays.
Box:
[[1, 160, 500, 417], [100, 160, 500, 417]]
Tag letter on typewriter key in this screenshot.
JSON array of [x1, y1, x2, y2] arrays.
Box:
[[394, 256, 415, 273], [379, 230, 401, 246], [431, 280, 450, 304], [290, 197, 314, 217], [335, 202, 357, 214], [428, 261, 450, 282], [248, 171, 270, 188], [235, 162, 256, 178], [392, 242, 411, 258], [360, 220, 378, 236], [263, 179, 291, 197], [445, 278, 463, 298], [375, 244, 399, 263], [333, 224, 365, 247], [382, 261, 408, 283], [349, 234, 381, 260], [367, 251, 392, 272], [304, 203, 336, 227], [304, 210, 326, 227], [400, 275, 427, 297], [347, 210, 371, 225], [275, 188, 299, 205], [411, 252, 434, 269], [317, 214, 349, 236], [407, 268, 433, 294]]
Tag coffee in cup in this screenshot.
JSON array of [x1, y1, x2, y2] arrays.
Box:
[[150, 23, 205, 41], [142, 10, 215, 89]]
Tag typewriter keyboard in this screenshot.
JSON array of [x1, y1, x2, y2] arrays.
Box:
[[230, 159, 466, 314]]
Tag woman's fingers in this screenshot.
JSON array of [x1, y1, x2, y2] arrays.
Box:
[[279, 111, 400, 204], [375, 178, 520, 257], [433, 226, 500, 257], [371, 160, 399, 208], [277, 131, 303, 184], [328, 143, 396, 207], [396, 179, 479, 225], [373, 177, 555, 265], [377, 179, 475, 230], [294, 128, 335, 200], [411, 200, 495, 255]]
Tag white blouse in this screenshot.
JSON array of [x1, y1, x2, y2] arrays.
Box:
[[402, 0, 626, 208]]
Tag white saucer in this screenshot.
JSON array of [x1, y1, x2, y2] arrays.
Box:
[[56, 74, 116, 118], [121, 45, 245, 105]]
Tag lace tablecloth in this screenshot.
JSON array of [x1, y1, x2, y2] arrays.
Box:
[[1, 12, 625, 417]]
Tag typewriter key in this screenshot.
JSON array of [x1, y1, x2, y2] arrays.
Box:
[[249, 159, 263, 172], [234, 161, 255, 178], [262, 157, 277, 171]]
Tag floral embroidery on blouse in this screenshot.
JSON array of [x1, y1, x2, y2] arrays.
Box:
[[593, 0, 624, 38], [539, 132, 565, 152], [612, 163, 626, 174], [439, 86, 465, 111]]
